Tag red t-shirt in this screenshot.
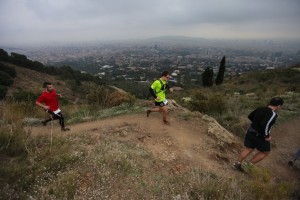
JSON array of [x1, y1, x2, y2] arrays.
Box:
[[36, 89, 59, 111]]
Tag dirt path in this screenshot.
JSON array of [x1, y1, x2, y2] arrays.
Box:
[[29, 110, 300, 181], [261, 117, 300, 180]]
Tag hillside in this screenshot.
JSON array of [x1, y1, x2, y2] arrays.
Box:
[[5, 64, 75, 100], [30, 108, 300, 179], [22, 108, 300, 199], [1, 60, 300, 199]]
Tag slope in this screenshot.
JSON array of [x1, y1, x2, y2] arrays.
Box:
[[29, 107, 300, 182], [2, 58, 300, 198], [5, 64, 77, 101]]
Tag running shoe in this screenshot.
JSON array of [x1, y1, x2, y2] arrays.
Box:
[[61, 127, 70, 131], [146, 110, 151, 117], [233, 162, 243, 171]]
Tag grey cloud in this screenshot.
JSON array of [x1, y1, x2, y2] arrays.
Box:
[[0, 0, 300, 45]]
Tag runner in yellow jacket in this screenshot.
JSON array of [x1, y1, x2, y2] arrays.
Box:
[[146, 71, 173, 125]]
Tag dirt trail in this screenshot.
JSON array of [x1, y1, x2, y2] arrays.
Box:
[[261, 117, 300, 180], [30, 109, 300, 181]]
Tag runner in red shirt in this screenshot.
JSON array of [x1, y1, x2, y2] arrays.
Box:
[[36, 82, 70, 131]]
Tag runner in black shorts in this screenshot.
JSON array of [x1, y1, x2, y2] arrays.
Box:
[[233, 97, 284, 170], [244, 126, 271, 152], [146, 71, 173, 125]]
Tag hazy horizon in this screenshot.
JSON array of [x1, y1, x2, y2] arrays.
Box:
[[1, 0, 300, 46]]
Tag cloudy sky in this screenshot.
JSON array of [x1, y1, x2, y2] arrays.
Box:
[[0, 0, 300, 45]]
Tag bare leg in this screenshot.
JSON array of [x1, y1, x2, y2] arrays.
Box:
[[160, 106, 170, 125], [151, 107, 160, 112], [293, 148, 300, 161], [238, 147, 254, 162], [147, 106, 170, 125], [160, 106, 168, 120], [146, 107, 160, 117], [250, 151, 269, 164]]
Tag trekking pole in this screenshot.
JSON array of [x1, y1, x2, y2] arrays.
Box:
[[50, 120, 53, 152]]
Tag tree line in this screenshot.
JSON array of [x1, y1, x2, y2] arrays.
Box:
[[0, 49, 106, 99], [0, 49, 104, 84]]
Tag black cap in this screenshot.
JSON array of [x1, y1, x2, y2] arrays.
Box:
[[269, 97, 284, 106]]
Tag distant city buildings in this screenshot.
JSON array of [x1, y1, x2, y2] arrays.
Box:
[[3, 39, 300, 85]]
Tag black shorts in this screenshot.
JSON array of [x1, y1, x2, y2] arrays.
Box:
[[244, 128, 270, 152], [155, 101, 167, 107]]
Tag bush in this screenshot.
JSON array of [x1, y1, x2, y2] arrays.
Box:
[[188, 92, 209, 112], [0, 122, 30, 157], [113, 81, 151, 99], [0, 49, 9, 61], [1, 101, 39, 123], [244, 167, 294, 200], [0, 71, 13, 86], [107, 91, 136, 107], [86, 85, 135, 108], [0, 85, 8, 99], [0, 63, 16, 78], [86, 85, 110, 107], [188, 91, 227, 114], [13, 90, 39, 103]]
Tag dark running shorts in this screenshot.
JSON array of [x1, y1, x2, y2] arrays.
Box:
[[155, 101, 166, 107], [244, 128, 270, 152]]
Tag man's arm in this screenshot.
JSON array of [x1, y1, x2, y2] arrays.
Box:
[[149, 87, 157, 99], [149, 80, 160, 100], [248, 109, 257, 121], [36, 101, 49, 110], [261, 111, 277, 138]]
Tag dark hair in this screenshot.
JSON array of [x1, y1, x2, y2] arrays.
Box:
[[269, 97, 284, 106], [43, 82, 51, 88], [161, 71, 169, 77]]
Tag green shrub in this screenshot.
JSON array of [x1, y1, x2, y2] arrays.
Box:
[[1, 101, 39, 122], [0, 71, 13, 86], [13, 90, 39, 103], [86, 85, 110, 107], [0, 63, 16, 78], [46, 171, 78, 199], [209, 94, 227, 113], [245, 167, 294, 200], [113, 81, 151, 99], [188, 91, 227, 114], [86, 85, 135, 108], [0, 85, 8, 99], [107, 91, 136, 107], [0, 49, 9, 61], [0, 122, 30, 157]]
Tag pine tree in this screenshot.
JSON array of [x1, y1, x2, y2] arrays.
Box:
[[202, 67, 214, 87], [215, 56, 226, 85]]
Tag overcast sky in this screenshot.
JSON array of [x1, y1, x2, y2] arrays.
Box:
[[0, 0, 300, 46]]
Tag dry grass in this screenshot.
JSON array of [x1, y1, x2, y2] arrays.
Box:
[[183, 87, 300, 137], [1, 66, 300, 199], [1, 111, 298, 199]]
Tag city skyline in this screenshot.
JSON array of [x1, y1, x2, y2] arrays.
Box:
[[1, 0, 300, 46]]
